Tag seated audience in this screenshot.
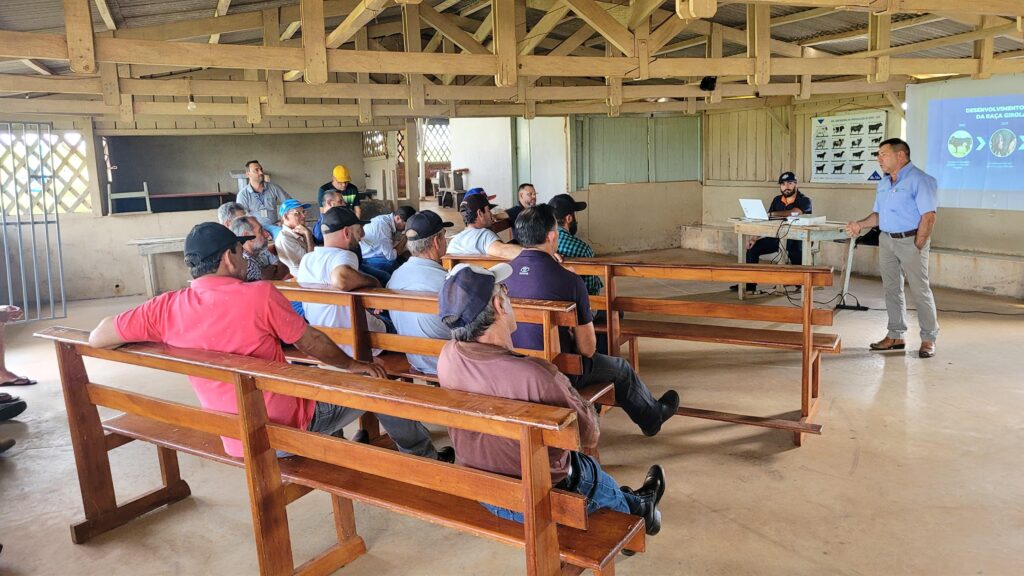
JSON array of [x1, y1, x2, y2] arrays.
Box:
[[386, 211, 455, 375], [275, 199, 314, 276], [503, 183, 537, 242], [318, 165, 365, 219], [87, 222, 449, 460], [506, 205, 679, 437], [549, 194, 603, 295], [313, 189, 345, 246], [360, 206, 417, 282], [229, 216, 289, 281], [236, 160, 291, 238], [437, 263, 665, 534], [446, 194, 523, 259], [217, 201, 247, 228], [730, 171, 812, 293]]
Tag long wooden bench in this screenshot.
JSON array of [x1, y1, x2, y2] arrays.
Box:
[[443, 255, 841, 446], [36, 326, 644, 576]]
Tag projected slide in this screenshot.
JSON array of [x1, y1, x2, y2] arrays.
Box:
[[926, 95, 1024, 194]]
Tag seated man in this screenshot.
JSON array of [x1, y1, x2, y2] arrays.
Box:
[[386, 211, 454, 375], [731, 171, 813, 293], [506, 205, 679, 437], [549, 194, 603, 296], [217, 201, 247, 228], [446, 194, 523, 259], [275, 199, 314, 276], [87, 223, 447, 460], [312, 188, 344, 246], [359, 205, 416, 282], [463, 188, 510, 235], [229, 216, 290, 281], [503, 183, 537, 242], [437, 263, 665, 534], [236, 160, 291, 238], [318, 165, 365, 219]]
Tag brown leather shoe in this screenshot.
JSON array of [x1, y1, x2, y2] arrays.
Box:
[[919, 342, 936, 358], [870, 337, 905, 351]]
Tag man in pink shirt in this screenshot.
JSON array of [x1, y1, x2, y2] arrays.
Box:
[[88, 222, 450, 462]]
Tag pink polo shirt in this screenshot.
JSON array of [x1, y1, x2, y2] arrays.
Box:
[[115, 275, 310, 457]]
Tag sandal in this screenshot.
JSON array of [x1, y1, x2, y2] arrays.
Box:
[[0, 394, 27, 421], [0, 377, 36, 387]]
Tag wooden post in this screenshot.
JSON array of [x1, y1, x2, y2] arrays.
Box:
[[300, 0, 328, 84], [63, 0, 97, 74], [797, 271, 813, 446], [234, 374, 294, 576], [605, 264, 620, 358], [868, 12, 891, 83], [493, 0, 519, 87], [519, 427, 561, 576]]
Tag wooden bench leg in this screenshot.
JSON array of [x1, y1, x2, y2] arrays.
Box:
[[812, 352, 821, 399], [627, 337, 639, 374], [294, 496, 367, 576], [358, 412, 381, 442]]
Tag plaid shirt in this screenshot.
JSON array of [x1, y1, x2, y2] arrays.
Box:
[[557, 228, 603, 295]]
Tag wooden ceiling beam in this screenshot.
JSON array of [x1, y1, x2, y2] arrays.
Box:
[[209, 0, 233, 44], [419, 2, 490, 54], [519, 1, 571, 55], [564, 0, 636, 57], [742, 0, 1024, 17], [93, 0, 118, 31], [326, 0, 391, 49], [300, 0, 328, 84], [799, 14, 944, 47], [21, 59, 55, 75], [848, 21, 1017, 59], [63, 0, 97, 74]]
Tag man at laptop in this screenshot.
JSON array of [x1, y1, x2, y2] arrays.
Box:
[[731, 171, 812, 293]]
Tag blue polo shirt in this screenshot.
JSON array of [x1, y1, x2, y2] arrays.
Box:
[[505, 250, 593, 355], [873, 162, 938, 233]]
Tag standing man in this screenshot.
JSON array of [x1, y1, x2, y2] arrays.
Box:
[[318, 165, 364, 219], [437, 263, 666, 534], [730, 171, 813, 294], [846, 138, 939, 358], [446, 194, 524, 259], [360, 206, 417, 280], [236, 160, 292, 238], [386, 211, 455, 375], [503, 183, 538, 242], [506, 206, 679, 437], [85, 222, 440, 460]]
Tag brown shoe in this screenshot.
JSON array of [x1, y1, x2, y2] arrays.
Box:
[[870, 337, 905, 351], [919, 342, 936, 358]]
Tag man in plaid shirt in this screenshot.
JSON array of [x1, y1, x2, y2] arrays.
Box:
[[550, 194, 603, 296]]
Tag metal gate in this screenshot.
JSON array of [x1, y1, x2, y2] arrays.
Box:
[[0, 122, 67, 324]]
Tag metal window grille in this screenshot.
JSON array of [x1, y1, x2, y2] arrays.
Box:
[[0, 122, 68, 323], [362, 130, 386, 158]]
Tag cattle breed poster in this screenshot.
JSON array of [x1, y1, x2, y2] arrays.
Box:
[[809, 109, 888, 184]]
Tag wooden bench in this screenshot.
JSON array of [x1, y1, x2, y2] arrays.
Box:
[[443, 255, 841, 446], [36, 326, 644, 576], [272, 283, 616, 408]]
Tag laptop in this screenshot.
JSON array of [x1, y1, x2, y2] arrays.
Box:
[[738, 198, 782, 221]]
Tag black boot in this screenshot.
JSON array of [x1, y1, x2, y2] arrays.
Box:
[[642, 390, 680, 437], [621, 465, 666, 536]]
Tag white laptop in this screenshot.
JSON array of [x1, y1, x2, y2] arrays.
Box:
[[738, 198, 774, 221]]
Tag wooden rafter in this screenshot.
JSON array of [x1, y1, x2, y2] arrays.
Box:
[[63, 0, 96, 74], [300, 0, 327, 84], [564, 0, 636, 57], [93, 0, 118, 31], [21, 59, 54, 75], [493, 0, 518, 87], [520, 2, 571, 55], [209, 0, 233, 44], [419, 2, 490, 54], [743, 0, 1024, 17], [326, 0, 390, 49], [799, 14, 944, 47]]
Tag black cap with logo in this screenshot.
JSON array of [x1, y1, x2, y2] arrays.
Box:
[[548, 194, 588, 219], [405, 211, 454, 239], [778, 171, 798, 184], [184, 222, 254, 266], [320, 206, 370, 235]]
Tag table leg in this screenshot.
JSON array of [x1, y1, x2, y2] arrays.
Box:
[[842, 237, 856, 301], [143, 254, 158, 298], [802, 237, 812, 266], [737, 232, 745, 301]]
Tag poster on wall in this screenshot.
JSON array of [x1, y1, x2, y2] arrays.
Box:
[[809, 109, 887, 184]]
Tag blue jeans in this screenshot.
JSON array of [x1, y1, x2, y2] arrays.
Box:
[[362, 256, 401, 275], [360, 261, 392, 286], [482, 451, 640, 521]]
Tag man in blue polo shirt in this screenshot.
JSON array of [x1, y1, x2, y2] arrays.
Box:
[[730, 171, 813, 293], [846, 138, 939, 358], [504, 205, 679, 437]]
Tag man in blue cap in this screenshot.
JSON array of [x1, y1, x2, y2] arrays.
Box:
[[731, 171, 813, 294], [436, 262, 666, 537], [275, 198, 314, 276]]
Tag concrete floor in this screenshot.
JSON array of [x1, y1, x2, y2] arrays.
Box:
[[2, 246, 1023, 575]]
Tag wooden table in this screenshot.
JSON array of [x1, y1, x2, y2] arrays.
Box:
[[732, 219, 856, 301], [127, 236, 184, 297]]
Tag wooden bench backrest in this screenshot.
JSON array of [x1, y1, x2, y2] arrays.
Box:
[[274, 282, 584, 375], [37, 326, 588, 574]]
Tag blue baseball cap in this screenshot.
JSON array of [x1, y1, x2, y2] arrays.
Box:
[[464, 187, 496, 201], [278, 198, 312, 217], [439, 263, 513, 329]]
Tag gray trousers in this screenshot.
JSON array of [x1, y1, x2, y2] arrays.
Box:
[[306, 401, 438, 459], [879, 233, 939, 342]]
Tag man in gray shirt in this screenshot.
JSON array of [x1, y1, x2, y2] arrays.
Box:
[[446, 194, 523, 259], [236, 159, 292, 238], [386, 211, 455, 375]]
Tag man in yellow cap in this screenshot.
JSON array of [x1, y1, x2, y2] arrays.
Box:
[[318, 165, 364, 220]]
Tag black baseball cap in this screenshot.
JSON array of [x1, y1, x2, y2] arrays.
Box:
[[439, 263, 513, 329], [549, 194, 588, 219], [405, 211, 454, 239], [184, 222, 253, 265], [320, 206, 370, 235], [778, 171, 798, 184], [461, 193, 497, 214]]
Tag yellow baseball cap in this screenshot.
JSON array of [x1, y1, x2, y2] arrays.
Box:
[[332, 165, 350, 182]]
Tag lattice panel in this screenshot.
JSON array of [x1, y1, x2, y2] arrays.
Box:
[[396, 130, 405, 164], [0, 127, 92, 217], [421, 122, 451, 164], [363, 130, 386, 158]]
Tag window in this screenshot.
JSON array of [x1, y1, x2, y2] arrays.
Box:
[[572, 115, 701, 188], [420, 120, 451, 163], [363, 130, 386, 158], [0, 123, 93, 217]]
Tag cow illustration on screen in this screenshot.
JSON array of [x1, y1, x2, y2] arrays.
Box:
[[868, 122, 883, 133], [815, 164, 826, 173], [851, 163, 864, 173], [832, 163, 845, 173]]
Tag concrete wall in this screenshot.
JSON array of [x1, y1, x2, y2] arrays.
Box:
[[450, 117, 515, 207], [107, 133, 365, 204], [575, 181, 703, 254], [56, 210, 216, 301], [523, 117, 570, 201]]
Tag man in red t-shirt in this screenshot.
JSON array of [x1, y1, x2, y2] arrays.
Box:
[[88, 222, 450, 461]]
